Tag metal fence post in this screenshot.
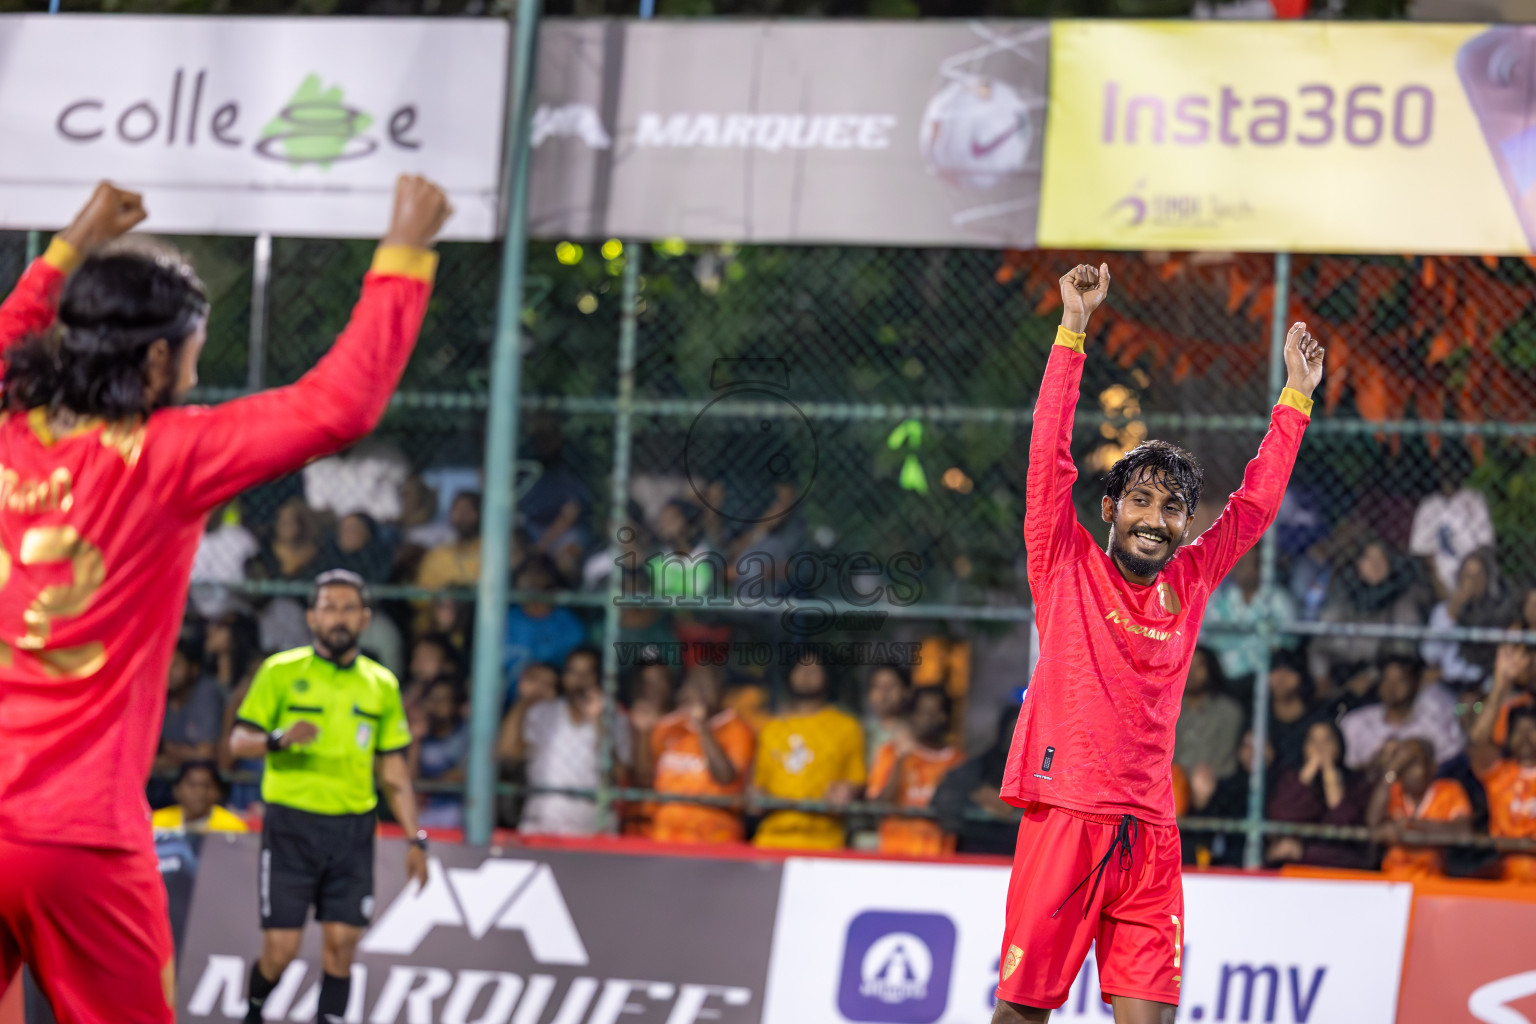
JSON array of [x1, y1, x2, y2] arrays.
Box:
[[247, 232, 271, 391], [1244, 250, 1291, 868], [595, 0, 654, 833], [597, 245, 642, 832], [466, 0, 542, 846]]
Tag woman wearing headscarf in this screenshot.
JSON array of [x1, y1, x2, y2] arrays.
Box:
[[1421, 547, 1516, 692], [256, 497, 322, 582], [318, 512, 396, 584], [1309, 539, 1428, 695], [1266, 719, 1373, 868]]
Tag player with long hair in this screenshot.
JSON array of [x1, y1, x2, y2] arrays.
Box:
[[0, 174, 451, 1022], [993, 264, 1324, 1023]]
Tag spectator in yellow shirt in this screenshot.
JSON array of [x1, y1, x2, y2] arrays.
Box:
[[752, 651, 866, 850], [414, 491, 482, 632], [151, 761, 249, 835]]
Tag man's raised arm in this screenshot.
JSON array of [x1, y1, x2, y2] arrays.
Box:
[[1025, 264, 1110, 585], [152, 175, 452, 514], [0, 182, 145, 361], [1185, 322, 1325, 584]]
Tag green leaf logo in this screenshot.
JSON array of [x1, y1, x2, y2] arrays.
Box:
[[886, 418, 924, 450], [899, 454, 930, 494], [257, 74, 375, 169]]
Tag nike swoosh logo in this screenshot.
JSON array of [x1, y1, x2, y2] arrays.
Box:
[[971, 123, 1020, 158]]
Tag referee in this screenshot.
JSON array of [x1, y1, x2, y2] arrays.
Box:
[[229, 569, 428, 1024]]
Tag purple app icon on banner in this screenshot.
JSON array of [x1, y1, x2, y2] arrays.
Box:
[[837, 911, 957, 1023]]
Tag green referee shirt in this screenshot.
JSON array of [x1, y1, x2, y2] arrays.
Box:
[[235, 646, 412, 816]]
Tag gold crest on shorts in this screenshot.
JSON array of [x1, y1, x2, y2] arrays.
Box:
[[1002, 944, 1024, 981]]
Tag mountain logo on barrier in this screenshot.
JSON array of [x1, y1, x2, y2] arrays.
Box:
[[837, 910, 956, 1024], [358, 855, 590, 963], [860, 933, 933, 1003]]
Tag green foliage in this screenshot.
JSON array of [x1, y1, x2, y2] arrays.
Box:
[[1468, 447, 1536, 587]]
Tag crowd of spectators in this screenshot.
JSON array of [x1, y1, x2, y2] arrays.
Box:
[[1178, 454, 1536, 881], [147, 443, 1536, 885]]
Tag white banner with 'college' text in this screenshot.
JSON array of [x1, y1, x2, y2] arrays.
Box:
[[0, 15, 508, 239], [762, 858, 1412, 1024]]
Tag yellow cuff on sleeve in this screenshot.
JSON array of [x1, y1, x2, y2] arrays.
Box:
[[1278, 388, 1314, 418], [41, 237, 81, 274], [1054, 325, 1085, 354], [371, 245, 438, 283]]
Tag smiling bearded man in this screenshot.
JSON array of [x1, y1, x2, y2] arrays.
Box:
[[991, 263, 1324, 1024]]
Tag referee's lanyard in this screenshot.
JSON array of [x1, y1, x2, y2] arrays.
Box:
[[1050, 814, 1140, 921]]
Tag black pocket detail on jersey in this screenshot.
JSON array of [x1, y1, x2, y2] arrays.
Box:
[[287, 704, 324, 714], [352, 705, 381, 721], [1042, 746, 1055, 772]]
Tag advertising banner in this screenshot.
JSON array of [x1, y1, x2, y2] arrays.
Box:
[[0, 15, 508, 239], [529, 20, 1050, 247], [762, 858, 1412, 1024], [1396, 889, 1536, 1024], [177, 836, 782, 1023], [1038, 22, 1536, 254]]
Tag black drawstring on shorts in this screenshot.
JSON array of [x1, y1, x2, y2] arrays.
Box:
[[1051, 814, 1140, 921]]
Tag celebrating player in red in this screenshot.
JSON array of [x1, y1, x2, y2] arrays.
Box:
[[993, 264, 1323, 1023], [0, 174, 451, 1023]]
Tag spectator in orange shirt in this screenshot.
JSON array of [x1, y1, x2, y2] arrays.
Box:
[[868, 688, 963, 857], [1367, 737, 1472, 879], [863, 664, 913, 766], [620, 658, 676, 836], [632, 665, 755, 844], [1470, 644, 1536, 882], [1170, 762, 1191, 819]]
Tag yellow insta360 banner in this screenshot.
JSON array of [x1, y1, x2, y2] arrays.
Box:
[[1038, 22, 1536, 254]]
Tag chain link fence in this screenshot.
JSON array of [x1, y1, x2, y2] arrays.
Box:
[[526, 241, 1536, 874], [6, 220, 1533, 874]]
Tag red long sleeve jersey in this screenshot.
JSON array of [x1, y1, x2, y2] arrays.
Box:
[[0, 240, 434, 851], [1001, 326, 1311, 826]]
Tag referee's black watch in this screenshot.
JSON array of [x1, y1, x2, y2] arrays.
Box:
[[409, 830, 429, 851], [266, 729, 286, 753]]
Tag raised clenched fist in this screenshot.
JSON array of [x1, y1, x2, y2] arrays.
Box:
[[59, 181, 147, 255], [1059, 263, 1111, 334], [382, 174, 453, 250]]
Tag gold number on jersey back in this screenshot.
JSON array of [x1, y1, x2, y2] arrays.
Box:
[[0, 525, 107, 677]]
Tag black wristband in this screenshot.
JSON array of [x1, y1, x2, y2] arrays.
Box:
[[266, 729, 285, 753], [409, 830, 429, 850]]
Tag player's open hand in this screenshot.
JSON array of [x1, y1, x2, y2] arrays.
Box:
[[1495, 642, 1530, 689], [382, 174, 453, 250], [59, 181, 147, 255], [1283, 322, 1325, 398], [1059, 263, 1111, 334]]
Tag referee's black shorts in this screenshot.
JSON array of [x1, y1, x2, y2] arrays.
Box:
[[260, 803, 376, 929]]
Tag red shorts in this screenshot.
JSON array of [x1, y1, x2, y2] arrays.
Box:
[[996, 802, 1183, 1009], [0, 837, 174, 1024]]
